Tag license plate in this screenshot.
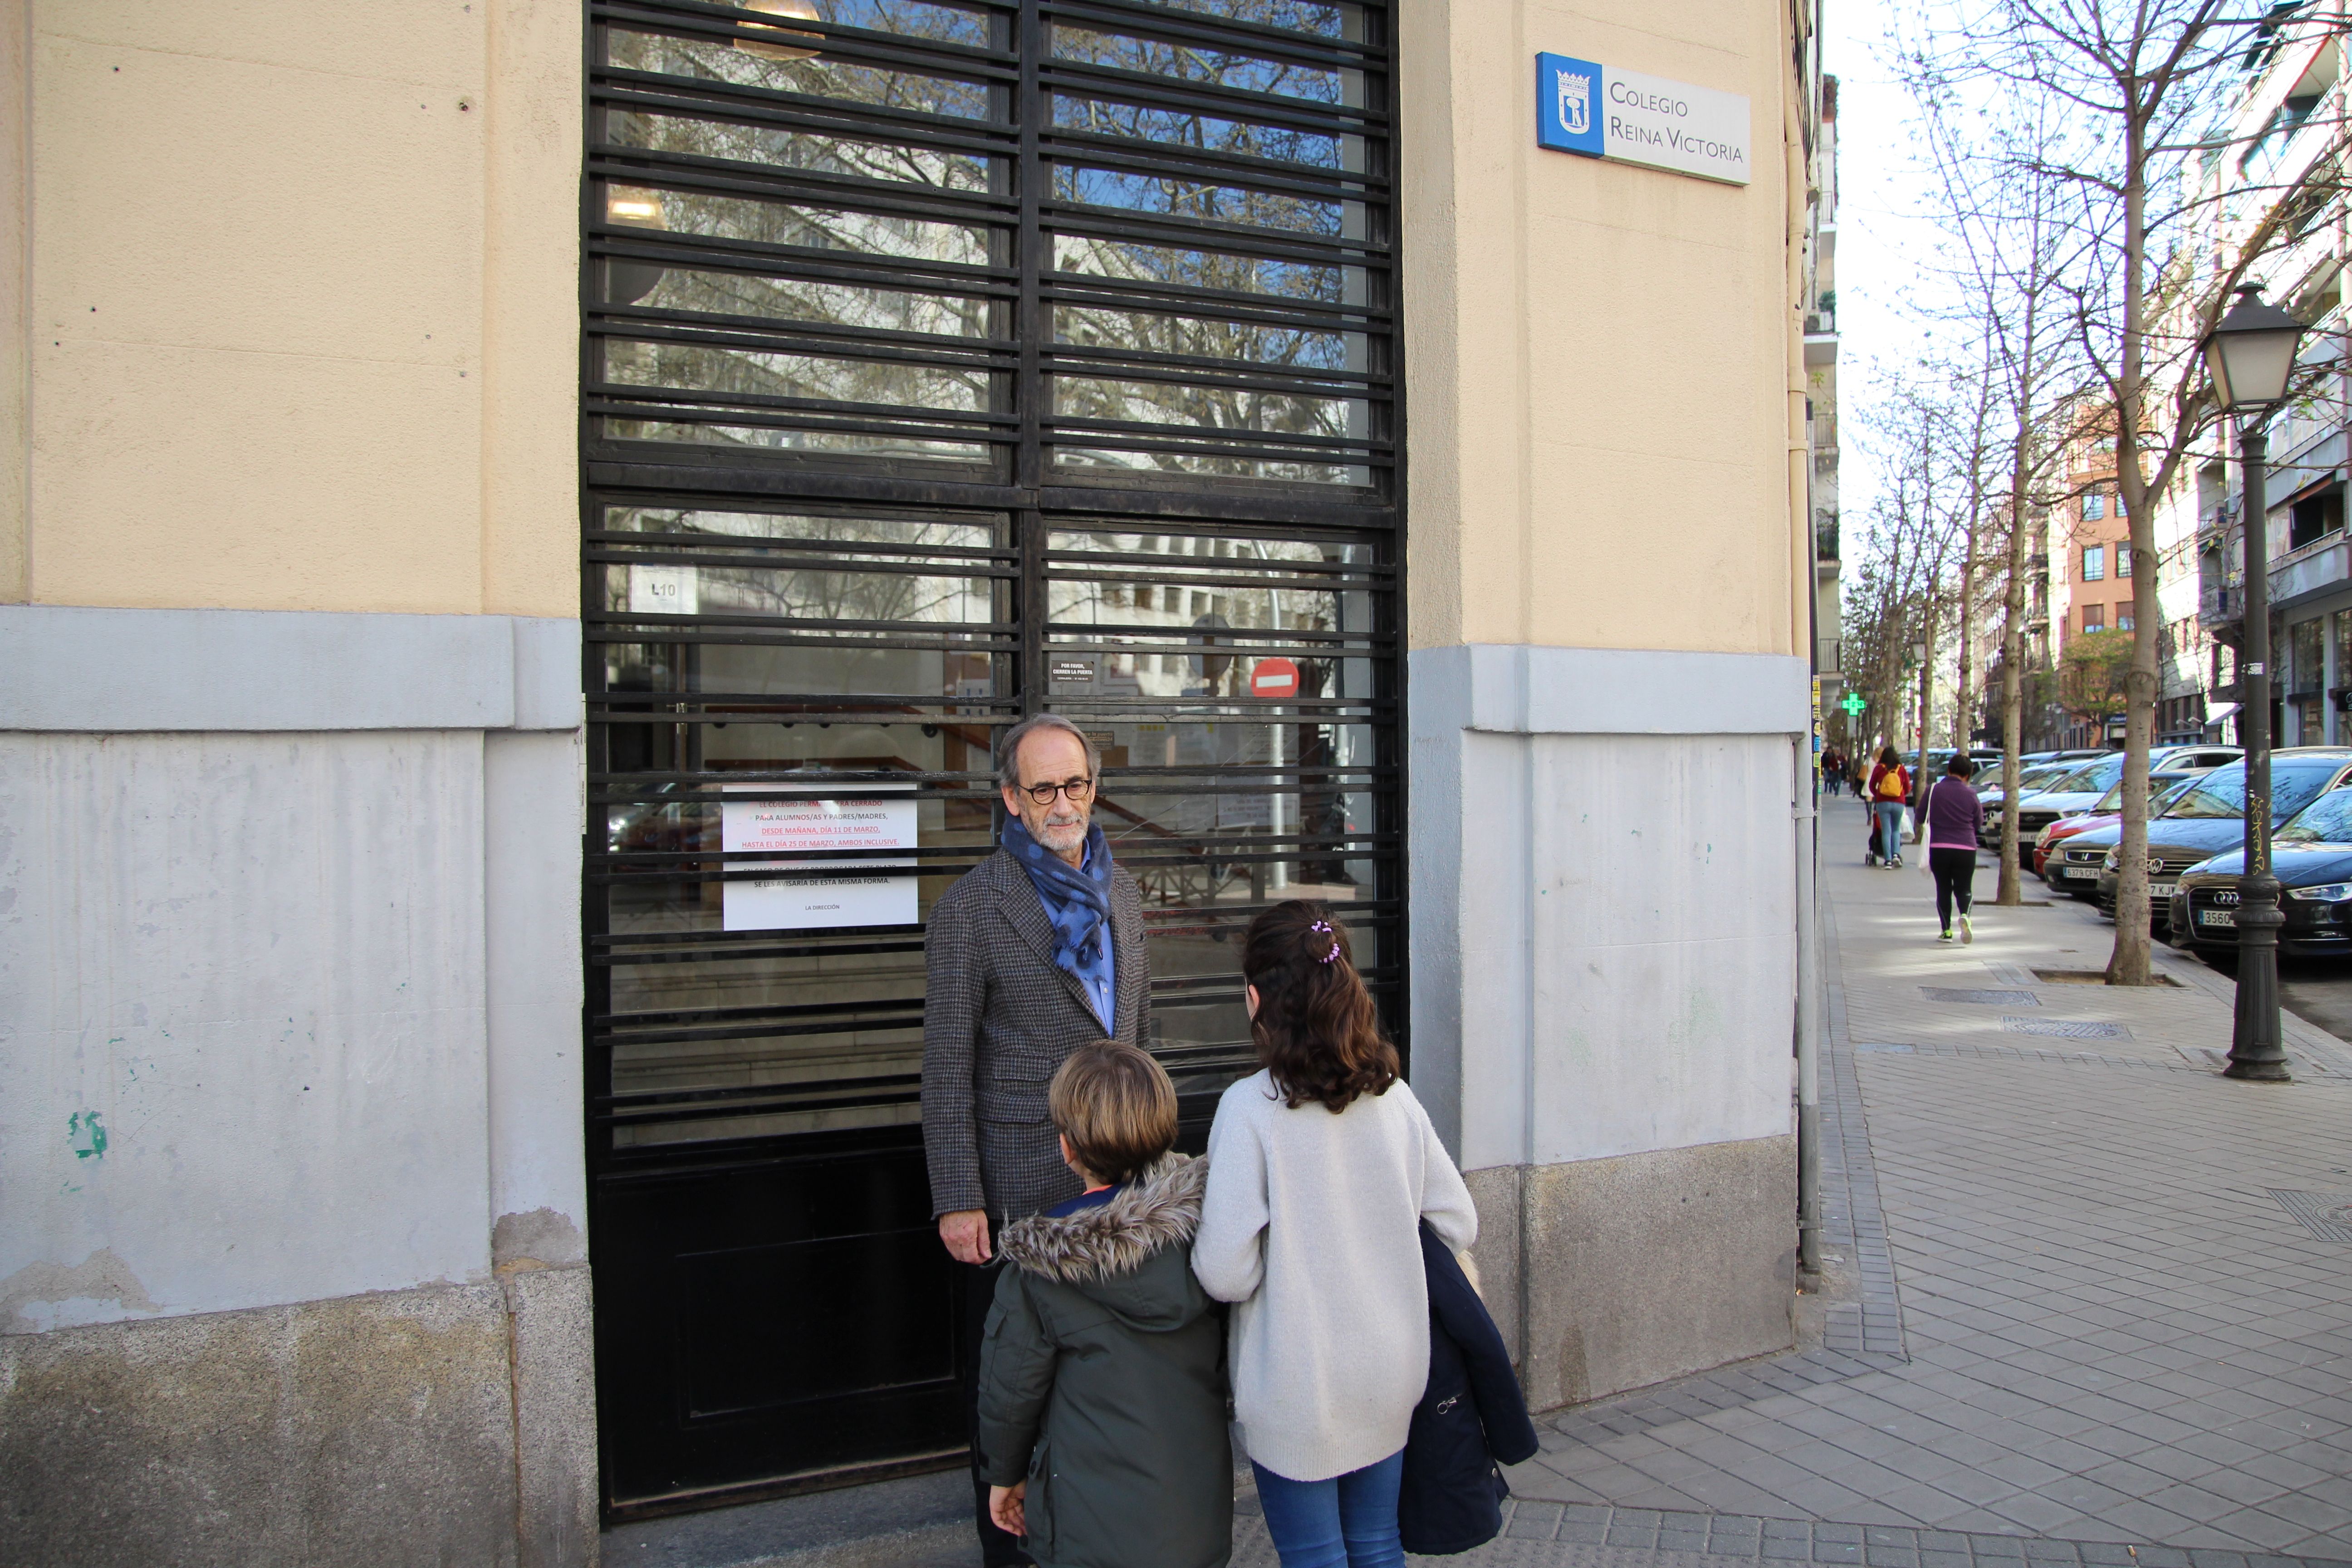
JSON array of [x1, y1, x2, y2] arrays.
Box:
[[2198, 909, 2237, 927], [2062, 866, 2097, 878]]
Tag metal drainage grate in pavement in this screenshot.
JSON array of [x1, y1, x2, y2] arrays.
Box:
[[2000, 1017, 2132, 1040], [1921, 986, 2040, 1006], [2269, 1188, 2352, 1242]]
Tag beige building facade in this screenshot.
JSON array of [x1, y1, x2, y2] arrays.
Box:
[[0, 0, 1830, 1559]]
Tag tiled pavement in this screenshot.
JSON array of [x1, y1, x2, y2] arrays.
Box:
[[1331, 796, 2352, 1568]]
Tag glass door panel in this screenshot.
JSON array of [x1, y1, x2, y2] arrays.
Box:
[[584, 0, 1400, 1517]]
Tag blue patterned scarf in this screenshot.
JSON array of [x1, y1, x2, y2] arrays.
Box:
[[1003, 817, 1115, 1026]]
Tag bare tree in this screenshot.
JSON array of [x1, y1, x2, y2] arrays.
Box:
[[1880, 56, 2092, 901], [1900, 0, 2352, 980]]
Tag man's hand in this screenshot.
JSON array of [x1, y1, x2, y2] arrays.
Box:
[[989, 1481, 1026, 1537], [940, 1209, 992, 1265]]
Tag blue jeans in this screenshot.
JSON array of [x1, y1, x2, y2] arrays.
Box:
[[1253, 1450, 1405, 1568], [1873, 801, 1905, 862]]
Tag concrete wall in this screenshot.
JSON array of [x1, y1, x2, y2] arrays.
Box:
[[1400, 0, 1808, 660], [9, 0, 575, 617], [1400, 0, 1811, 1407], [0, 2, 592, 1562]]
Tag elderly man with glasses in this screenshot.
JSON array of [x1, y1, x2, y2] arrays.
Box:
[[922, 711, 1153, 1568]]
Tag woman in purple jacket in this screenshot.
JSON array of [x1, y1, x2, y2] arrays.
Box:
[[1926, 755, 1987, 943]]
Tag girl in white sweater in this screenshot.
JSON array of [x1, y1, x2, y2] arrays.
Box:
[[1191, 901, 1478, 1568]]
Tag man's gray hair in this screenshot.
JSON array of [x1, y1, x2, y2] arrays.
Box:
[[997, 713, 1102, 789]]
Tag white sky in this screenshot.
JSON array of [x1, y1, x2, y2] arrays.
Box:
[[1823, 0, 1945, 532]]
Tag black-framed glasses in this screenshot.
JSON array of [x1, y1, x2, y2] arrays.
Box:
[[1018, 776, 1095, 806]]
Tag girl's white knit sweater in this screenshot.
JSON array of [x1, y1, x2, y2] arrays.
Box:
[[1190, 1070, 1479, 1483]]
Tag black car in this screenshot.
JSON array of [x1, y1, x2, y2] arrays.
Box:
[[2172, 786, 2352, 960], [2073, 751, 2352, 921]]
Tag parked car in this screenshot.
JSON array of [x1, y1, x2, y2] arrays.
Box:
[[2171, 785, 2352, 961], [1974, 758, 2060, 796], [2034, 772, 2206, 884], [2073, 750, 2352, 925], [1977, 762, 2086, 853], [2010, 745, 2243, 849]]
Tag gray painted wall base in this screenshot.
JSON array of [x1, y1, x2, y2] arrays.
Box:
[[1466, 1134, 1798, 1414], [0, 604, 582, 731], [0, 1275, 598, 1567]]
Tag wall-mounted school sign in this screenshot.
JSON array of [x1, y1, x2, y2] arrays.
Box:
[[1536, 53, 1751, 186]]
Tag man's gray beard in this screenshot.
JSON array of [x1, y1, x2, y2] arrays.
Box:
[[1035, 814, 1087, 854]]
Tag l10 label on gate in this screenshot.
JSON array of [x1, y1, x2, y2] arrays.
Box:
[[1536, 53, 1751, 186]]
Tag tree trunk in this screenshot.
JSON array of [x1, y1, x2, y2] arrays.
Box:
[[1997, 492, 2029, 903], [2107, 110, 2157, 986]]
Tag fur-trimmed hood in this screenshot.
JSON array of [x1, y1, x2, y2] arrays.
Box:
[[998, 1153, 1206, 1288]]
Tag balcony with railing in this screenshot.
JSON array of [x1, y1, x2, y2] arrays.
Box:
[[2272, 521, 2351, 607], [2201, 568, 2243, 628], [1804, 306, 1838, 368]]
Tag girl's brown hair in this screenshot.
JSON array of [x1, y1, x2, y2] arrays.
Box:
[[1241, 900, 1399, 1113]]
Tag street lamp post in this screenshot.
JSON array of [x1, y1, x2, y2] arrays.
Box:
[[2202, 284, 2307, 1082], [1911, 638, 1931, 838]]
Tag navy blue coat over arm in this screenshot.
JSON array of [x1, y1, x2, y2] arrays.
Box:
[[1398, 1221, 1541, 1556]]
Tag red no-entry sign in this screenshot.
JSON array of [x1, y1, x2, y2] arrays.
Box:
[[1250, 657, 1300, 699]]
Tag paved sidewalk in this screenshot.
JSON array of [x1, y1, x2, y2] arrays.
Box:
[[1473, 796, 2352, 1566]]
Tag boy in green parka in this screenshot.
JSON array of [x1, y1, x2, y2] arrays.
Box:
[[977, 1041, 1231, 1568]]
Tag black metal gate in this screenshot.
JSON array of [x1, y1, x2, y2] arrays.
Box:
[[581, 0, 1403, 1517]]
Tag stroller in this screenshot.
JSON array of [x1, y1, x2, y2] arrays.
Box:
[[1865, 803, 1906, 868]]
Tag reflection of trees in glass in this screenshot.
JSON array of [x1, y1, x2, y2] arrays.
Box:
[[1127, 0, 1350, 40], [609, 6, 993, 118], [1054, 166, 1341, 237], [1056, 372, 1347, 433], [609, 185, 988, 269], [607, 509, 997, 693], [613, 109, 992, 192], [598, 16, 1009, 455], [607, 338, 984, 412], [1056, 235, 1341, 303], [1038, 20, 1369, 481], [1055, 98, 1341, 169], [1050, 23, 1345, 103], [643, 268, 989, 340], [604, 336, 989, 457]]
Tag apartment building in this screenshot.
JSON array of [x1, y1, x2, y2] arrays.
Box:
[[2048, 434, 2136, 748], [2192, 9, 2348, 746]]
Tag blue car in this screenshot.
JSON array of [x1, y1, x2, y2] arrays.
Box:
[[2057, 751, 2352, 923], [2172, 784, 2352, 960]]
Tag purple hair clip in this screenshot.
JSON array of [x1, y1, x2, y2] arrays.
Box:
[[1308, 919, 1341, 963]]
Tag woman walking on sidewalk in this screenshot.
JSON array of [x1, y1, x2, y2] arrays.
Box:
[[1866, 746, 1910, 867], [1926, 755, 1986, 943]]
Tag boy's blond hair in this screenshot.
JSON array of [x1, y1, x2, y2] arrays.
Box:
[[1049, 1041, 1177, 1186]]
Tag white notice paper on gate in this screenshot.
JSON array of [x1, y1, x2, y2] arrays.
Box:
[[720, 783, 918, 931]]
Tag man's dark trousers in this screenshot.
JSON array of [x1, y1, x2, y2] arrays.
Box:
[[961, 1257, 1029, 1566]]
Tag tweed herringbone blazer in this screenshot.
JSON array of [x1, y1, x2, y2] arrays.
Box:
[[921, 847, 1152, 1224]]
